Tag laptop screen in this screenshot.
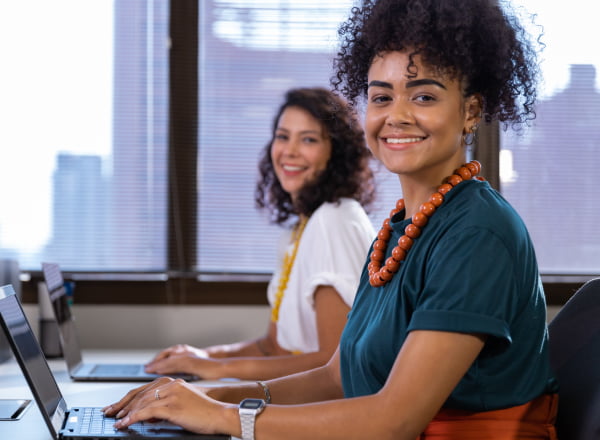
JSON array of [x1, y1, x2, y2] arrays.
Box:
[[42, 263, 84, 370], [0, 285, 67, 437]]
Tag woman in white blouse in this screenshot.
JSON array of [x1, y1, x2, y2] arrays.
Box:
[[144, 87, 376, 380]]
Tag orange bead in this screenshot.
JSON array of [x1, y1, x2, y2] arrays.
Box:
[[404, 223, 421, 238], [377, 228, 391, 241], [373, 239, 387, 250], [412, 211, 428, 227], [385, 256, 400, 272], [371, 249, 384, 261], [476, 176, 486, 181], [429, 192, 444, 207], [447, 174, 463, 187], [369, 273, 377, 286], [456, 166, 472, 180], [465, 161, 478, 175], [367, 261, 380, 272], [379, 267, 393, 281], [398, 235, 413, 251], [370, 273, 384, 287], [392, 246, 406, 261], [367, 161, 483, 289], [420, 202, 436, 217], [437, 183, 453, 195]]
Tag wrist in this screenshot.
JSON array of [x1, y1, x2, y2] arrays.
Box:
[[217, 402, 241, 438], [256, 380, 272, 403], [255, 338, 271, 356], [238, 399, 266, 440]]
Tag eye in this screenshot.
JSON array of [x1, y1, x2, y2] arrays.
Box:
[[414, 93, 436, 103], [369, 94, 391, 104], [274, 133, 288, 141], [302, 136, 319, 144]]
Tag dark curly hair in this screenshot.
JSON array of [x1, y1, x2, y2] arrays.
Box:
[[332, 0, 542, 127], [255, 87, 375, 225]]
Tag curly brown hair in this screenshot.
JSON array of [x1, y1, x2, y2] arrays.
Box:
[[332, 0, 542, 127], [255, 87, 375, 225]]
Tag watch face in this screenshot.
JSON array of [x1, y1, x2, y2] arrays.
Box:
[[240, 399, 265, 409]]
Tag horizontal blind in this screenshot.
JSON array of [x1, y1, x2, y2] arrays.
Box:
[[197, 0, 400, 274], [0, 0, 170, 271], [500, 1, 600, 275]]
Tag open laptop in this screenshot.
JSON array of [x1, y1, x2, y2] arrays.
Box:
[[0, 284, 229, 439], [41, 262, 196, 382]]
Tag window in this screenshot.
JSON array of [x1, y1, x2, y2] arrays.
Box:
[[197, 0, 400, 274], [0, 1, 594, 306], [500, 0, 600, 276], [0, 0, 170, 271]]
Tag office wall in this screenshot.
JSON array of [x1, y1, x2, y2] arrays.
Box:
[[23, 304, 270, 349]]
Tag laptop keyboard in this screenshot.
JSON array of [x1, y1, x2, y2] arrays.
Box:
[[90, 364, 142, 376], [74, 407, 192, 436], [78, 408, 119, 435]]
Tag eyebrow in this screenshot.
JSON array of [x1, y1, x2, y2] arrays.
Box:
[[276, 127, 321, 136], [406, 78, 447, 89], [367, 78, 447, 90], [368, 80, 393, 90]]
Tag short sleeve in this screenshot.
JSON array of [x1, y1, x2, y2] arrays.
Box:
[[295, 200, 375, 307], [407, 226, 518, 352]]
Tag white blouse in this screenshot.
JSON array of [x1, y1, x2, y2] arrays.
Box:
[[266, 198, 375, 353]]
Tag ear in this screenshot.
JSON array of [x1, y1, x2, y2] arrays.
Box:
[[463, 94, 483, 133]]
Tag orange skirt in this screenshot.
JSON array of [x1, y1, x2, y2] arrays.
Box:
[[418, 394, 558, 439]]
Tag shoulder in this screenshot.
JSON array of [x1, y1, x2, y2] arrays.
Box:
[[306, 198, 374, 241], [440, 180, 532, 248], [311, 198, 370, 222]]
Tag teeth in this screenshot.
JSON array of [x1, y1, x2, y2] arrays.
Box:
[[386, 137, 423, 144], [282, 164, 304, 171]]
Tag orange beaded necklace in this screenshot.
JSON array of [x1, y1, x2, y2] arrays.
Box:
[[270, 216, 308, 322], [368, 160, 484, 287]]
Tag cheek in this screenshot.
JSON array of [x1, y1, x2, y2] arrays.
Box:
[[364, 112, 382, 142], [314, 151, 331, 173], [269, 143, 280, 162]]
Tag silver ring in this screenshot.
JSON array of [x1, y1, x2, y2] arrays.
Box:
[[154, 389, 160, 400]]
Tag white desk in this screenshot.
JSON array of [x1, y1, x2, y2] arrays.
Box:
[[0, 349, 238, 439]]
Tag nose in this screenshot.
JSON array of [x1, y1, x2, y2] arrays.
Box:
[[386, 100, 413, 126], [281, 137, 300, 156]]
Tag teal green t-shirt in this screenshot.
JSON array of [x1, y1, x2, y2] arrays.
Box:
[[339, 180, 558, 411]]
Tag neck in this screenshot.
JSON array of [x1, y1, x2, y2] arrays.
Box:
[[399, 159, 468, 217]]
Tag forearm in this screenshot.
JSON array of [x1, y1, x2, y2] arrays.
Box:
[[205, 362, 342, 405], [217, 349, 331, 381], [204, 338, 267, 358], [216, 393, 419, 440]]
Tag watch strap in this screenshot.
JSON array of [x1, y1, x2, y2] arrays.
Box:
[[240, 410, 256, 440]]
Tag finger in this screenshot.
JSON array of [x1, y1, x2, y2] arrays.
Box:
[[105, 377, 172, 416], [103, 382, 154, 415], [146, 354, 193, 374], [148, 346, 175, 363], [114, 403, 172, 429], [145, 356, 181, 374]]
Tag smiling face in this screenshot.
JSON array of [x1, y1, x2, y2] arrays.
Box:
[[271, 106, 332, 201], [365, 51, 481, 185]]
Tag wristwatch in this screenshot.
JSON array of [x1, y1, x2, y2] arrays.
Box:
[[239, 398, 266, 440]]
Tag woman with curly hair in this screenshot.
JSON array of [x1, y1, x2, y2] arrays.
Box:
[[106, 1, 558, 438], [143, 87, 376, 381]]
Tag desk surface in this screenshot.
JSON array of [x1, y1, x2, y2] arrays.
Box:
[[0, 349, 238, 439]]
